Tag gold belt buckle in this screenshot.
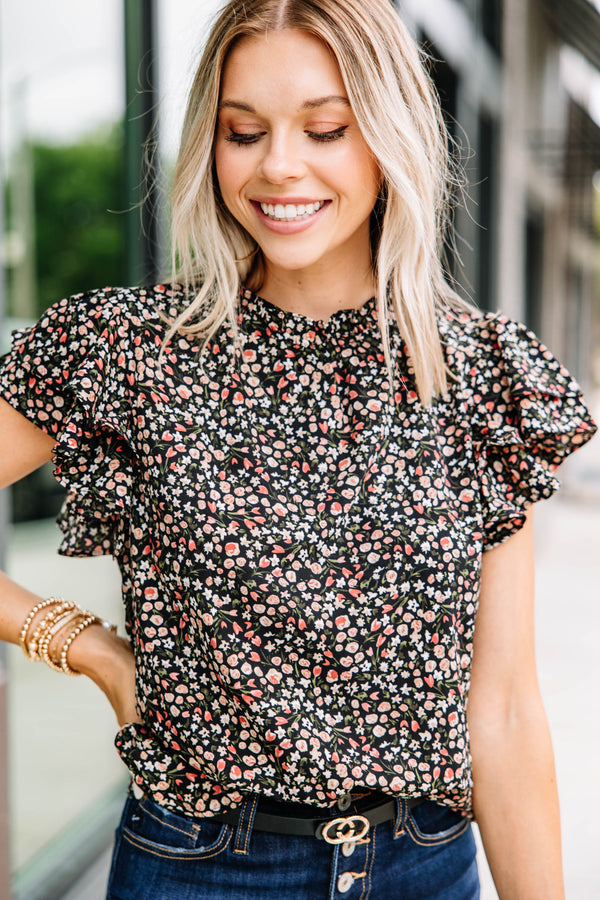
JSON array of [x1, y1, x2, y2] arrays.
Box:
[[318, 814, 370, 845]]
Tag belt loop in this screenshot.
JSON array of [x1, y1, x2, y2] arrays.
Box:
[[392, 797, 408, 839], [233, 795, 259, 855]]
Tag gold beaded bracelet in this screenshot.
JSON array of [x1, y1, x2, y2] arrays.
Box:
[[19, 598, 117, 675], [26, 601, 77, 662], [19, 597, 63, 657], [60, 614, 104, 676], [38, 608, 84, 672]]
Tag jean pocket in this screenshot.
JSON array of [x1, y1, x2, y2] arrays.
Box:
[[121, 794, 232, 860], [405, 800, 470, 847]]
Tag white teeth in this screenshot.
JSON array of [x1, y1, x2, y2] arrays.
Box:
[[259, 200, 325, 221]]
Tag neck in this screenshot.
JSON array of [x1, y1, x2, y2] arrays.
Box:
[[258, 260, 376, 321]]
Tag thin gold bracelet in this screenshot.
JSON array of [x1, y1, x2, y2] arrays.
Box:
[[38, 608, 84, 672], [60, 614, 101, 676], [26, 601, 76, 662], [61, 617, 118, 676], [19, 597, 63, 657]]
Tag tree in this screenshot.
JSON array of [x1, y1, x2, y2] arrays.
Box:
[[31, 124, 128, 316], [7, 124, 128, 519]]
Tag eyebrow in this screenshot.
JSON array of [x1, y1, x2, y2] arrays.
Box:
[[301, 95, 350, 110], [219, 95, 351, 113]]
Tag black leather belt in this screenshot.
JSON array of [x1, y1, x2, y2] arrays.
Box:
[[212, 794, 423, 843]]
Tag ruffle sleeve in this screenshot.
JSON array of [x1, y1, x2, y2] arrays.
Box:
[[0, 289, 137, 557], [448, 313, 597, 549]]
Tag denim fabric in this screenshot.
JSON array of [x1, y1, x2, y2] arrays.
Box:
[[106, 792, 479, 900]]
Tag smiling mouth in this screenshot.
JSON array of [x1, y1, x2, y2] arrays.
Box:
[[258, 200, 326, 222]]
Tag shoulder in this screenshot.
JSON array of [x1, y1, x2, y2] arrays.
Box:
[[46, 284, 182, 328], [34, 284, 190, 356], [3, 284, 191, 377], [437, 306, 575, 399], [438, 305, 532, 363], [435, 306, 596, 549]]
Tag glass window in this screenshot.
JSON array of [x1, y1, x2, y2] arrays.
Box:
[[1, 0, 127, 890], [1, 2, 228, 893], [481, 0, 503, 55], [420, 33, 461, 280], [477, 111, 500, 310]]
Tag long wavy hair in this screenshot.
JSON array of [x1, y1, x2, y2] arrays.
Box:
[[170, 0, 471, 404]]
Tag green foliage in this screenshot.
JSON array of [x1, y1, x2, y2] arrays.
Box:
[[31, 124, 127, 316], [7, 125, 129, 520]]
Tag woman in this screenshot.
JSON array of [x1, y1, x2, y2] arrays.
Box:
[[0, 1, 596, 897]]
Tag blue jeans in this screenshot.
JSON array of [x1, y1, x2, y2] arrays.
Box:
[[106, 791, 479, 899]]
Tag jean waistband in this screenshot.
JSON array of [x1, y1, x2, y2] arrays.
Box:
[[209, 790, 424, 840]]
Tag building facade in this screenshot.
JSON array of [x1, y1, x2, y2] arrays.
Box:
[[399, 0, 600, 389]]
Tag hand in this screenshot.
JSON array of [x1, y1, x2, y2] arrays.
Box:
[[67, 623, 142, 727]]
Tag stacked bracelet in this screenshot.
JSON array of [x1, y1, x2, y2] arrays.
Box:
[[18, 597, 117, 676], [19, 597, 63, 657], [38, 607, 83, 672], [27, 601, 77, 662], [60, 613, 102, 675]]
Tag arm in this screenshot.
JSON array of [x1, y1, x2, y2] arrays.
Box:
[[468, 508, 564, 899], [0, 397, 139, 726]]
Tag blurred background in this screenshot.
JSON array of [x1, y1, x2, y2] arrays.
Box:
[[0, 1, 598, 898]]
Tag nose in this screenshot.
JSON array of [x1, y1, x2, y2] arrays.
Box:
[[258, 132, 307, 184]]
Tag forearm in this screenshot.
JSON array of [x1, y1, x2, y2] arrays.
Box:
[[0, 568, 138, 725], [0, 568, 49, 644], [0, 403, 137, 723], [471, 700, 564, 899], [0, 568, 107, 664]]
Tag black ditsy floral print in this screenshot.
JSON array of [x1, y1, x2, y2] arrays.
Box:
[[0, 285, 595, 817]]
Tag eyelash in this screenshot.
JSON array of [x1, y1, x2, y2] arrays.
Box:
[[224, 126, 348, 145]]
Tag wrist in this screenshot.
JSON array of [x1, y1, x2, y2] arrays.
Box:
[[68, 625, 139, 726], [17, 595, 138, 726], [19, 595, 120, 676], [67, 622, 130, 686]]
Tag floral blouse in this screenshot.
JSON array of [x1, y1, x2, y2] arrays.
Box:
[[0, 285, 596, 818]]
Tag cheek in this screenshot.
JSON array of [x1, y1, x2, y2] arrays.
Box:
[[361, 155, 382, 204], [214, 144, 244, 204], [332, 145, 380, 206], [214, 148, 230, 199]]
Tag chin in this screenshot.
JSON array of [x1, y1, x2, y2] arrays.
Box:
[[261, 251, 327, 273]]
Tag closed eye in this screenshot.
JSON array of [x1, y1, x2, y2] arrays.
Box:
[[225, 130, 264, 145], [224, 126, 349, 145], [307, 126, 348, 142]]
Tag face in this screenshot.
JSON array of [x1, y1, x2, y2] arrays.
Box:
[[214, 29, 380, 287]]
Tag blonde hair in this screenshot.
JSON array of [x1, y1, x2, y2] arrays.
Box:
[[170, 0, 470, 403]]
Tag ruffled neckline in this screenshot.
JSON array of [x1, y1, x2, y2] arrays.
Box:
[[238, 287, 379, 344]]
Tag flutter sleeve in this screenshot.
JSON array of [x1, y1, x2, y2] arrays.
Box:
[[0, 289, 137, 557], [463, 314, 597, 549]]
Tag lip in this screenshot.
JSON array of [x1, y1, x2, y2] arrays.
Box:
[[252, 196, 328, 205], [251, 199, 331, 234]]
